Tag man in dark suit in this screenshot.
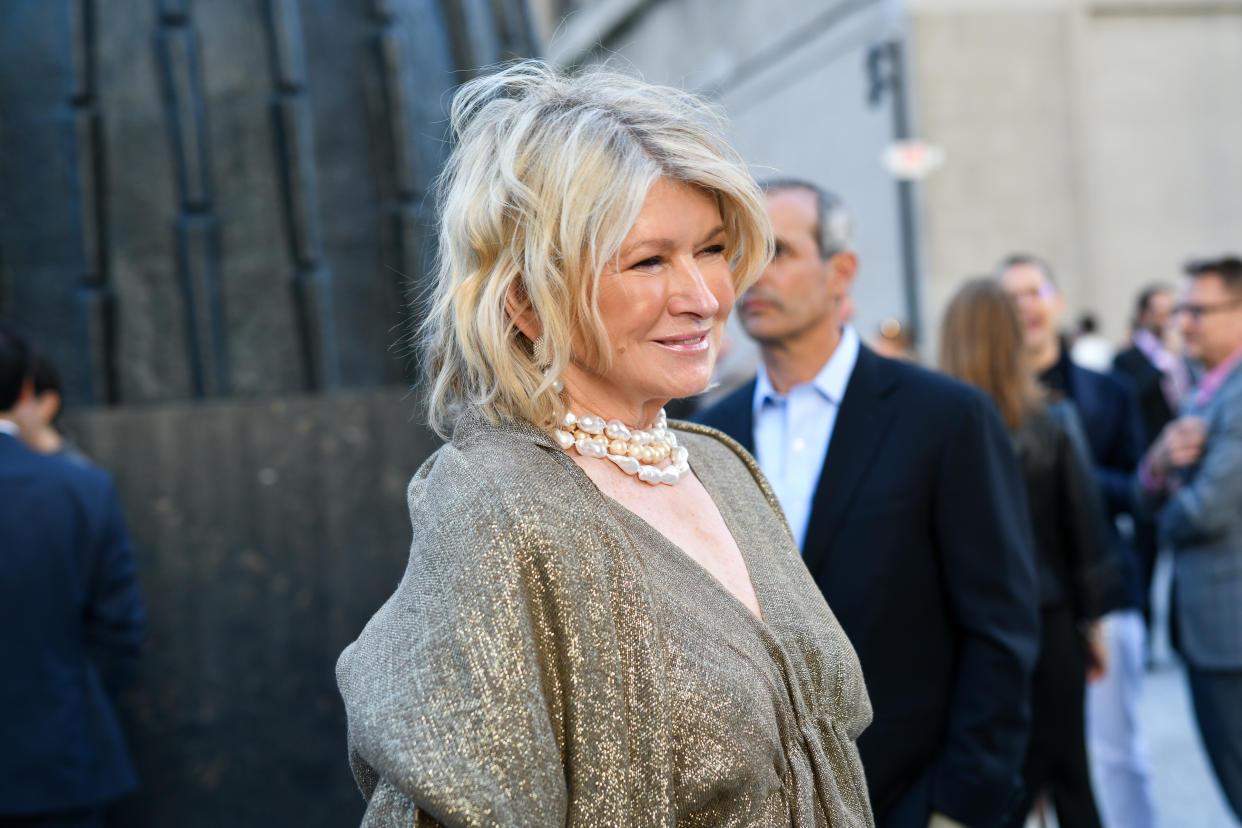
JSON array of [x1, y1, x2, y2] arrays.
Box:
[[998, 255, 1155, 828], [697, 181, 1040, 828], [1112, 283, 1190, 654], [1113, 284, 1188, 447], [0, 323, 145, 827]]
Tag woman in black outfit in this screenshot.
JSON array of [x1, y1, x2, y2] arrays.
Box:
[[940, 278, 1123, 828]]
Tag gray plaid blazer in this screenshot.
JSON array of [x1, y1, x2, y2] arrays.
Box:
[[1159, 359, 1242, 669]]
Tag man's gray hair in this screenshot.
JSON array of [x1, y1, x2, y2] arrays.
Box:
[[761, 178, 853, 259], [997, 252, 1058, 288]]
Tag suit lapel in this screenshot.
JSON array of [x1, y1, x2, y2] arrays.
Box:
[[721, 380, 756, 455], [801, 347, 901, 574]]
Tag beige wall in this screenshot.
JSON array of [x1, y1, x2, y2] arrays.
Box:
[[910, 0, 1242, 354]]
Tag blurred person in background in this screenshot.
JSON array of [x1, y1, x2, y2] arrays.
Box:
[[869, 317, 916, 362], [998, 254, 1155, 828], [1138, 255, 1242, 822], [698, 180, 1039, 828], [1114, 283, 1192, 649], [0, 322, 144, 828], [1070, 313, 1115, 373], [13, 353, 91, 466], [1115, 284, 1191, 446], [335, 63, 875, 826], [940, 278, 1123, 828]]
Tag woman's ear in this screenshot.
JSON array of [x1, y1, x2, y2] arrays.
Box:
[[505, 278, 542, 342]]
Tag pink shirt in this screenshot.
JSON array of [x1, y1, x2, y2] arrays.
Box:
[[1133, 328, 1191, 410], [1141, 342, 1242, 493], [1194, 342, 1242, 409]]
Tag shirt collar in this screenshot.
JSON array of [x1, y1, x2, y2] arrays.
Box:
[[753, 325, 860, 415], [1196, 341, 1242, 407], [1133, 329, 1170, 366]]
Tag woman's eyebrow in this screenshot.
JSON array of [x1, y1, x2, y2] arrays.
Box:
[[619, 225, 727, 259]]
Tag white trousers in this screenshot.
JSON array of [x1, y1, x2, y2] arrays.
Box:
[[1086, 609, 1157, 828]]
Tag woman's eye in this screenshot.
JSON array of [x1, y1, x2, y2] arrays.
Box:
[[700, 244, 726, 256], [632, 256, 663, 270]]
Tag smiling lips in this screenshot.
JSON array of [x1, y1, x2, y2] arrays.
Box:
[[655, 331, 711, 352]]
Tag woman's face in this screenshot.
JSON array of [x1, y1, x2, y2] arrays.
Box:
[[563, 177, 734, 424]]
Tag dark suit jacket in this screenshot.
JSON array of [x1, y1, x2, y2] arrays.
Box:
[[697, 346, 1040, 828], [1054, 361, 1147, 610], [1113, 345, 1174, 448], [0, 432, 144, 816]]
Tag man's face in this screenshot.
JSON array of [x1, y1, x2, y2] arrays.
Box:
[[1140, 290, 1175, 338], [1177, 273, 1242, 369], [737, 188, 845, 347], [1000, 262, 1063, 354]]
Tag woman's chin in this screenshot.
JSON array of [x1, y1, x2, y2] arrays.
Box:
[[650, 371, 714, 404]]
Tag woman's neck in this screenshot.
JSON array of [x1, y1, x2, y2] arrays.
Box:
[[561, 382, 666, 430]]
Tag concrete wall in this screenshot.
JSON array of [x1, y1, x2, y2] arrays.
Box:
[[910, 0, 1242, 351]]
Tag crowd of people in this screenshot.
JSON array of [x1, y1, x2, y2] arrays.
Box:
[[4, 59, 1240, 828]]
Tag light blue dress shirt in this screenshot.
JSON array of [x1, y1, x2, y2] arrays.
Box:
[[752, 326, 860, 552]]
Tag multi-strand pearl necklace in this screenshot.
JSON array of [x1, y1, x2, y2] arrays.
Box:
[[552, 408, 689, 485]]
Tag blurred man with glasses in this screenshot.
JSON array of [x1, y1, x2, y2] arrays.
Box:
[[1140, 256, 1242, 822]]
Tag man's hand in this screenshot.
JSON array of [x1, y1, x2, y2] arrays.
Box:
[[928, 812, 967, 828], [1146, 416, 1207, 479]]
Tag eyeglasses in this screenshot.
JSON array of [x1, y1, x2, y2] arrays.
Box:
[[1005, 283, 1057, 302], [1174, 298, 1242, 320]]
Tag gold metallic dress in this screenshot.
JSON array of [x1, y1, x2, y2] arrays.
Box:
[[336, 414, 873, 827]]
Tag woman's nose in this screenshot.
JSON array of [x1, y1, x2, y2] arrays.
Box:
[[669, 257, 722, 318]]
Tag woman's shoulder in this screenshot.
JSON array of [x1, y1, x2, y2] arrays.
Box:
[[408, 418, 601, 543]]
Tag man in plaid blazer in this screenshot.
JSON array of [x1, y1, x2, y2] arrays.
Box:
[[1140, 256, 1242, 821]]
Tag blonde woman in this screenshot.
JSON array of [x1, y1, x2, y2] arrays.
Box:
[[336, 62, 874, 826]]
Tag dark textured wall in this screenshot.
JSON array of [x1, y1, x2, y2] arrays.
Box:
[[65, 388, 441, 826], [0, 0, 536, 406]]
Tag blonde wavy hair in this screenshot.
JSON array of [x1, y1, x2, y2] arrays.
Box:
[[420, 60, 772, 437]]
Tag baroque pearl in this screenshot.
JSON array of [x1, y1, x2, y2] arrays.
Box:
[[637, 465, 663, 484], [608, 454, 640, 474], [553, 429, 576, 450], [578, 415, 605, 435]]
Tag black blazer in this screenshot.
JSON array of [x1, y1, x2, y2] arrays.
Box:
[[0, 433, 144, 815], [697, 346, 1040, 828], [1012, 402, 1122, 619], [1054, 360, 1147, 610], [1113, 345, 1174, 448]]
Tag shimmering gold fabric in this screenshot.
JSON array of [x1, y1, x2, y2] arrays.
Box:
[[336, 414, 873, 827]]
